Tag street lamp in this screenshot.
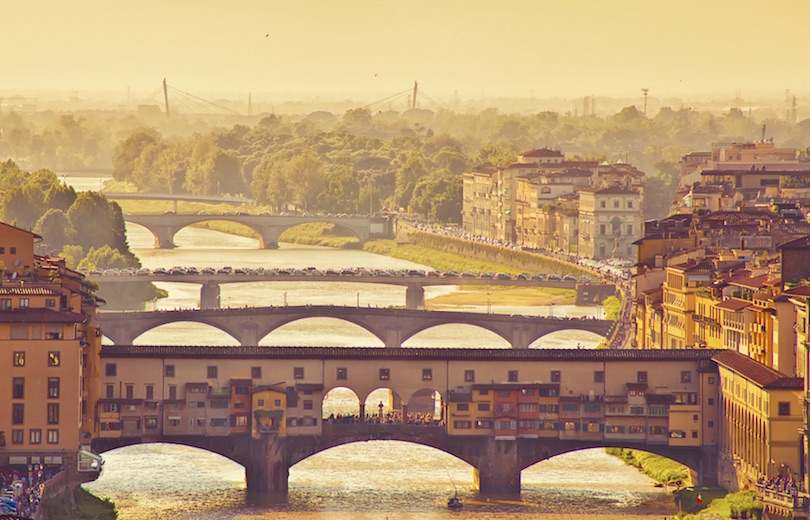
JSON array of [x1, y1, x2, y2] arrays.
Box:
[[378, 401, 384, 418], [487, 292, 491, 314]]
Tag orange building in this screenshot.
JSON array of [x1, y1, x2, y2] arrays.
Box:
[[0, 222, 103, 474]]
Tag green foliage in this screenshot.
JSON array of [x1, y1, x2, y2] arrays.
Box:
[[672, 489, 761, 519], [602, 295, 621, 320], [77, 246, 130, 271], [58, 245, 85, 269], [34, 208, 76, 254], [605, 448, 689, 485]]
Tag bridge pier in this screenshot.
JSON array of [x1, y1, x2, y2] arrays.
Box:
[[384, 329, 402, 348], [200, 282, 221, 310], [258, 227, 281, 249], [405, 284, 425, 310], [511, 326, 530, 349], [239, 321, 260, 346], [153, 226, 176, 249], [245, 434, 290, 492], [474, 439, 522, 495]]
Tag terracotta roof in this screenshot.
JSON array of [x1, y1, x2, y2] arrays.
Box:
[[519, 148, 564, 158], [779, 235, 810, 249], [783, 285, 810, 297], [714, 299, 753, 311], [579, 186, 639, 195], [0, 286, 61, 295], [0, 308, 84, 323], [713, 350, 803, 389]]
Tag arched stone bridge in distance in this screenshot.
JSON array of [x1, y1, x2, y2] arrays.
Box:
[[96, 305, 614, 348], [93, 426, 715, 495], [123, 213, 393, 249]]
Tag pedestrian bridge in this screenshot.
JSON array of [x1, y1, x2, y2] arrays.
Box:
[[96, 305, 614, 348], [123, 213, 392, 249]]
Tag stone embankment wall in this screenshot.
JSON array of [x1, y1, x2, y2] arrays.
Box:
[[395, 222, 591, 276]]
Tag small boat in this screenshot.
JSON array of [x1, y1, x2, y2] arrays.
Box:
[[447, 493, 463, 511]]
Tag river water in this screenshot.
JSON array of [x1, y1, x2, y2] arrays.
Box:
[[83, 223, 677, 519]]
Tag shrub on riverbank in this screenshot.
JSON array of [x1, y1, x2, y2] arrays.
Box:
[[669, 489, 761, 519], [40, 486, 117, 520]]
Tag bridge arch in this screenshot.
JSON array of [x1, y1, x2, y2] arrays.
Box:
[[277, 221, 363, 245], [257, 316, 384, 347], [527, 329, 606, 349], [401, 323, 511, 349], [130, 320, 241, 346]]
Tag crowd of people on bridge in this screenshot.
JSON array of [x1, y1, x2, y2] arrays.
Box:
[[758, 475, 803, 497], [325, 411, 442, 426], [0, 465, 60, 518]]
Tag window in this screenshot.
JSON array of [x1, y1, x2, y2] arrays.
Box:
[[562, 403, 579, 412], [210, 400, 228, 408], [10, 247, 15, 254], [169, 385, 177, 400], [779, 402, 791, 416], [19, 298, 29, 308], [12, 378, 24, 399], [613, 200, 619, 209], [146, 385, 154, 400], [669, 430, 685, 438], [627, 224, 633, 235], [519, 403, 537, 412], [539, 404, 559, 413], [422, 369, 433, 381], [48, 351, 60, 367], [599, 224, 606, 236], [126, 385, 134, 399], [293, 367, 304, 379], [453, 421, 472, 429], [11, 430, 23, 445], [550, 370, 561, 383], [456, 403, 469, 411], [708, 420, 714, 428], [477, 403, 490, 411], [692, 431, 698, 439], [708, 376, 715, 385], [680, 371, 691, 383], [606, 425, 625, 434], [45, 298, 56, 308], [13, 351, 24, 367], [637, 371, 647, 383], [207, 366, 218, 379], [464, 370, 475, 382], [210, 418, 228, 427], [234, 415, 248, 427], [583, 403, 601, 413], [48, 378, 60, 399], [165, 365, 175, 377], [475, 420, 493, 429], [12, 404, 24, 425], [594, 371, 604, 383], [103, 363, 116, 377], [508, 370, 518, 382], [630, 406, 645, 415], [30, 429, 41, 444], [336, 368, 347, 380], [303, 400, 313, 410], [10, 324, 28, 340], [0, 298, 10, 310], [627, 201, 633, 209], [251, 366, 262, 379], [379, 368, 390, 381], [708, 397, 715, 406], [629, 425, 645, 434], [650, 425, 667, 435], [47, 403, 59, 424], [600, 200, 606, 208], [145, 417, 158, 429]]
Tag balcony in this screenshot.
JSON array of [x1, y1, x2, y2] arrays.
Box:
[[756, 485, 810, 518]]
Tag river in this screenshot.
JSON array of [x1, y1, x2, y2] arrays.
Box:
[[83, 223, 677, 519]]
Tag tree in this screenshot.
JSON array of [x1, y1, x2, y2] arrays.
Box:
[[285, 151, 325, 211], [34, 209, 76, 254], [57, 245, 84, 270], [77, 245, 130, 271], [394, 155, 426, 209], [112, 129, 161, 182], [67, 192, 129, 253]]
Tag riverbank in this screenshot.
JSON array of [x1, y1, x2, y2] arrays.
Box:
[[605, 449, 763, 519], [41, 486, 117, 520]]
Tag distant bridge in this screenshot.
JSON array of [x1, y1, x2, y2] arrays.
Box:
[[86, 272, 581, 309], [122, 213, 393, 249], [96, 305, 614, 348], [106, 192, 252, 212]]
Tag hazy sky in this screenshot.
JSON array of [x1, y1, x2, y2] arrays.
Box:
[[4, 0, 809, 101]]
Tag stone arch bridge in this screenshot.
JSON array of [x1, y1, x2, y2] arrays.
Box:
[[97, 306, 614, 348], [123, 213, 392, 249], [93, 427, 715, 494]]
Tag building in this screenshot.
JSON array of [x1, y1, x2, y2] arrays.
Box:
[[0, 221, 103, 474], [578, 186, 642, 260]]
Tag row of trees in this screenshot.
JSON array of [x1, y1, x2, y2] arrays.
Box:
[[4, 104, 810, 222], [0, 160, 160, 307]]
